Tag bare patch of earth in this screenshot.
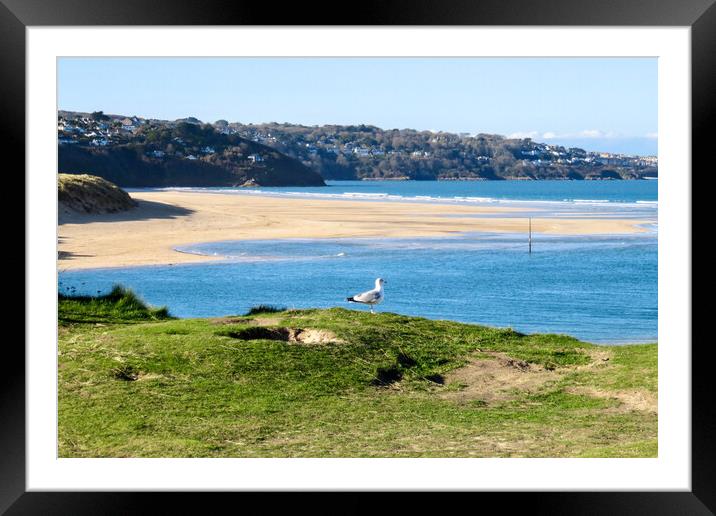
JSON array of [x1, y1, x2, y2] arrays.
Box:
[[224, 325, 344, 345], [566, 386, 657, 413], [440, 348, 655, 413], [440, 352, 561, 404], [291, 328, 344, 345]]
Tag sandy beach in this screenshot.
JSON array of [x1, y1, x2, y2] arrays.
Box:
[[58, 190, 650, 270]]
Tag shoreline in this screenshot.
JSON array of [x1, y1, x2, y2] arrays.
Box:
[[134, 185, 658, 208], [58, 190, 653, 270]]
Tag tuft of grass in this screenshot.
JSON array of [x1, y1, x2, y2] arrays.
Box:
[[110, 364, 139, 381], [244, 304, 287, 316], [59, 285, 171, 325]]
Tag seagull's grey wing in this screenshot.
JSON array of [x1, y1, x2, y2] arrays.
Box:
[[353, 289, 381, 303]]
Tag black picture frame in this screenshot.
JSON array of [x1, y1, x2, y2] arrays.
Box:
[[5, 0, 710, 513]]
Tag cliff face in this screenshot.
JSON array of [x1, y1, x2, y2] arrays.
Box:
[[58, 144, 326, 188]]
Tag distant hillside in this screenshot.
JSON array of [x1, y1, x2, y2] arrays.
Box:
[[57, 112, 325, 187], [58, 173, 137, 214], [59, 144, 324, 188], [58, 110, 657, 182], [229, 122, 658, 181]]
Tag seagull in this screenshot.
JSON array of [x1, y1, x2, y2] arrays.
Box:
[[347, 278, 386, 313]]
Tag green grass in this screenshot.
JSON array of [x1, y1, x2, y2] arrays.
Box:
[[59, 285, 171, 324], [244, 304, 287, 316], [58, 289, 657, 458]]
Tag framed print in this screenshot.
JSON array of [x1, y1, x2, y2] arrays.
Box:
[[6, 0, 711, 513]]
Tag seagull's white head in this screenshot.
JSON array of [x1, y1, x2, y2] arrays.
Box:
[[376, 278, 386, 288]]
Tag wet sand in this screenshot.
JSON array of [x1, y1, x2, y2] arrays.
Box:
[[58, 190, 650, 270]]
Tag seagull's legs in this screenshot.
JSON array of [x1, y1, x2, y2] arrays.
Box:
[[370, 306, 375, 314]]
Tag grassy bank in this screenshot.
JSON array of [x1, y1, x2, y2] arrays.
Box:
[[58, 289, 657, 458], [58, 173, 137, 214]]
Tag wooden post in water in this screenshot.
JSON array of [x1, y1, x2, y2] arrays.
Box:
[[528, 217, 532, 254]]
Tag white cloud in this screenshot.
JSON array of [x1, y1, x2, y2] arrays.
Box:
[[578, 129, 605, 138], [507, 129, 656, 141], [508, 131, 557, 139], [645, 132, 658, 139], [507, 131, 540, 139]]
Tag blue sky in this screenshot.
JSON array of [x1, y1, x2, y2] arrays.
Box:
[[59, 57, 657, 155]]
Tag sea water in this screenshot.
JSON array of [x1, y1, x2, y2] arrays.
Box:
[[60, 180, 657, 344], [146, 179, 657, 205]]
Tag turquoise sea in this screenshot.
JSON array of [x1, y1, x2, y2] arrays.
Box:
[[59, 180, 657, 344]]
